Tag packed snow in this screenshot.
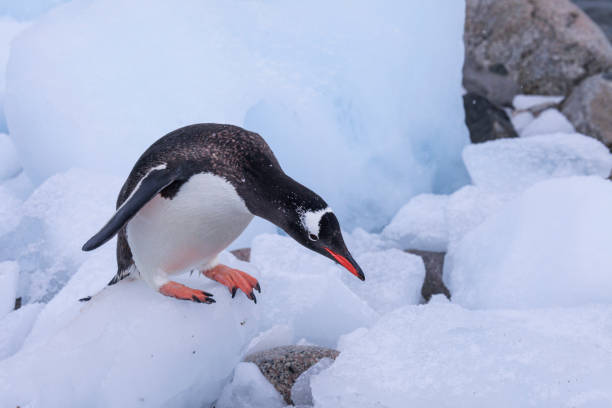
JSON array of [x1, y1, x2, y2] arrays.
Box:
[[5, 0, 469, 232], [1, 0, 612, 407]]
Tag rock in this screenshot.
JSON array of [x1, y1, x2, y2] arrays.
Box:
[[464, 0, 612, 105], [244, 345, 339, 405], [573, 0, 612, 43], [463, 93, 518, 143], [406, 249, 451, 302], [230, 247, 251, 262], [562, 72, 612, 148]]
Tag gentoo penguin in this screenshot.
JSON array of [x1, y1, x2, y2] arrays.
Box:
[[82, 123, 364, 304]]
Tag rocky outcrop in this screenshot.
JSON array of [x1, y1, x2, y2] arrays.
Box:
[[244, 345, 339, 404], [464, 0, 612, 106], [573, 0, 612, 43], [562, 72, 612, 148], [463, 93, 518, 143]]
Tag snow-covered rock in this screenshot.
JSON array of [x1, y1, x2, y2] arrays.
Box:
[[0, 261, 18, 318], [0, 266, 260, 408], [446, 177, 612, 309], [216, 362, 285, 408], [250, 234, 378, 347], [311, 302, 612, 407], [382, 194, 449, 251], [463, 133, 612, 193], [520, 108, 575, 137], [5, 0, 469, 232]]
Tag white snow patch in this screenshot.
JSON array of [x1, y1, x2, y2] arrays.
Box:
[[291, 357, 334, 406], [0, 303, 43, 361], [520, 108, 575, 137], [513, 94, 564, 110], [244, 324, 294, 355], [446, 176, 612, 309], [216, 362, 285, 408], [300, 207, 332, 238], [0, 133, 20, 180], [510, 110, 534, 133], [0, 18, 29, 131], [311, 302, 612, 408], [463, 133, 612, 193]]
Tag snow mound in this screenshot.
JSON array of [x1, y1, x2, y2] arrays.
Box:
[[0, 303, 43, 361], [382, 194, 449, 251], [463, 133, 612, 193], [0, 168, 121, 303], [446, 177, 612, 309], [0, 18, 28, 132], [0, 261, 18, 318], [0, 185, 21, 237], [5, 0, 469, 231], [0, 133, 20, 179], [311, 302, 612, 407], [216, 362, 285, 408], [0, 266, 260, 408], [250, 234, 378, 347], [520, 108, 574, 137]]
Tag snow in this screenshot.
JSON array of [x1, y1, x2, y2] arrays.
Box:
[[244, 324, 294, 355], [0, 303, 43, 360], [520, 108, 575, 137], [0, 184, 21, 236], [382, 194, 449, 251], [216, 362, 285, 408], [463, 133, 612, 193], [0, 262, 260, 408], [311, 301, 612, 408], [0, 133, 20, 179], [510, 110, 534, 133], [291, 357, 334, 406], [513, 94, 564, 110], [446, 177, 612, 309], [0, 260, 18, 318], [0, 18, 28, 132], [0, 0, 71, 21], [5, 0, 469, 232]]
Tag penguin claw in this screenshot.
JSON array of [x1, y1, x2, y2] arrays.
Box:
[[231, 287, 238, 298], [249, 292, 257, 304], [255, 283, 261, 293]]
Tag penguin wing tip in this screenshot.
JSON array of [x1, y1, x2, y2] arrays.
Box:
[[81, 239, 97, 252]]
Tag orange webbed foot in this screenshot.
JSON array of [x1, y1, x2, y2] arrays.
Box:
[[159, 281, 215, 304], [203, 264, 260, 303]]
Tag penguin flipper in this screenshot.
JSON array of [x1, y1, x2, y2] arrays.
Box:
[[82, 165, 184, 251]]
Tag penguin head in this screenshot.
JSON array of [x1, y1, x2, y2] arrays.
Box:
[[287, 208, 365, 281]]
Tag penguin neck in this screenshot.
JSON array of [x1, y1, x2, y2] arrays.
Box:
[[243, 171, 327, 233]]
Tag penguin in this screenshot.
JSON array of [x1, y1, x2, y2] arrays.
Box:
[[82, 123, 364, 304]]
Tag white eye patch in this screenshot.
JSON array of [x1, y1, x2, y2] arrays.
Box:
[[301, 207, 332, 238]]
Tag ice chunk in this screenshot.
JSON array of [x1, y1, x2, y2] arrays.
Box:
[[291, 357, 334, 406], [520, 108, 574, 137], [510, 111, 534, 133], [0, 18, 28, 132], [244, 324, 294, 355], [0, 261, 18, 318], [311, 302, 612, 407], [446, 177, 612, 309], [513, 94, 564, 111], [250, 234, 378, 347], [5, 0, 469, 231], [0, 168, 121, 303], [343, 249, 425, 313], [0, 133, 20, 180], [216, 362, 285, 408], [463, 133, 612, 193], [446, 185, 514, 247], [0, 303, 43, 361], [382, 194, 449, 251], [0, 266, 260, 407]]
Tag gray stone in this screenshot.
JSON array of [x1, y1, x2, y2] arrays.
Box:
[[573, 0, 612, 43], [463, 92, 518, 143], [230, 247, 251, 262], [464, 0, 612, 105], [244, 345, 339, 405], [562, 72, 612, 148], [406, 249, 451, 302]]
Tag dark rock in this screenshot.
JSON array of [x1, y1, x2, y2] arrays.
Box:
[[14, 297, 21, 310], [463, 93, 518, 143], [573, 0, 612, 43], [244, 345, 339, 405], [230, 247, 251, 262], [406, 249, 451, 302], [464, 0, 612, 105], [562, 73, 612, 148]]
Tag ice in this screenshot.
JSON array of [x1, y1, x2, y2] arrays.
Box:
[[520, 108, 575, 137], [510, 111, 534, 133], [0, 259, 260, 408], [513, 94, 564, 110], [0, 184, 21, 237], [244, 324, 294, 355], [291, 357, 334, 406], [5, 0, 469, 231], [0, 261, 18, 318], [311, 302, 612, 407], [0, 133, 20, 179], [446, 176, 612, 309], [342, 249, 425, 313], [0, 168, 121, 303], [250, 234, 378, 347], [382, 194, 449, 251], [215, 362, 285, 408], [463, 133, 612, 193], [0, 303, 43, 361], [0, 18, 28, 132]]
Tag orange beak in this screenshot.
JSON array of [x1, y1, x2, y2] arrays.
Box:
[[325, 247, 365, 281]]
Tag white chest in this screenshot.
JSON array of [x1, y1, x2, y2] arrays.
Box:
[[127, 173, 253, 277]]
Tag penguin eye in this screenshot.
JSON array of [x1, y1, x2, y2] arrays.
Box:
[[308, 233, 319, 242]]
